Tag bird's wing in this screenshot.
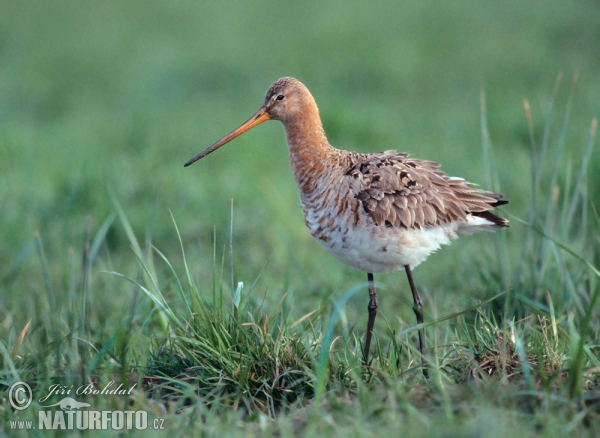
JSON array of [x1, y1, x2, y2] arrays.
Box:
[[345, 152, 507, 229]]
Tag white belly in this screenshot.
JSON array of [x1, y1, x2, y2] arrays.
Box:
[[306, 214, 498, 273], [317, 223, 456, 273]]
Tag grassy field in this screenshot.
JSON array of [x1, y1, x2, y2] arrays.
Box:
[[1, 1, 599, 436]]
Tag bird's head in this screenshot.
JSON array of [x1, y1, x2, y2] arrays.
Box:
[[184, 77, 310, 167]]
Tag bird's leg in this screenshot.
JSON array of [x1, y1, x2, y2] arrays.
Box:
[[404, 265, 429, 379], [363, 272, 378, 364]]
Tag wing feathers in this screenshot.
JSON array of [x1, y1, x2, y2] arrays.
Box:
[[347, 152, 508, 229]]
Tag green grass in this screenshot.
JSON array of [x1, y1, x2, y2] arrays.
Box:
[[1, 1, 600, 436]]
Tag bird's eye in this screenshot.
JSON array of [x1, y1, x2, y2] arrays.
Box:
[[276, 95, 285, 101]]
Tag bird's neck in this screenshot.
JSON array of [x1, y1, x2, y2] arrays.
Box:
[[282, 106, 336, 197]]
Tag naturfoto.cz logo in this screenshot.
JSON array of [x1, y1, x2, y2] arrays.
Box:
[[8, 381, 165, 431]]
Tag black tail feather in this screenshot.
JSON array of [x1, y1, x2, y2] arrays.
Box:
[[474, 193, 509, 226], [472, 209, 509, 227]]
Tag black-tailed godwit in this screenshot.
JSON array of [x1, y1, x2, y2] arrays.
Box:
[[185, 77, 508, 378]]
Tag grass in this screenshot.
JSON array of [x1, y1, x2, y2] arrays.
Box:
[[2, 1, 600, 436]]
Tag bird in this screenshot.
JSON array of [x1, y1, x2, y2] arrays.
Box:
[[185, 77, 508, 378]]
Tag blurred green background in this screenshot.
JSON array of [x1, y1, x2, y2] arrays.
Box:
[[1, 1, 598, 329]]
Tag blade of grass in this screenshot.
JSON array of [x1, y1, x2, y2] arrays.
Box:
[[10, 319, 31, 361], [169, 210, 199, 312], [229, 199, 235, 297], [152, 243, 192, 318], [34, 232, 54, 312], [563, 118, 597, 234], [569, 281, 600, 400], [103, 270, 183, 331], [312, 282, 367, 417], [398, 291, 507, 337], [536, 74, 577, 292]]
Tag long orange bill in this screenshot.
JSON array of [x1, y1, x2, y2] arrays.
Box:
[[184, 107, 271, 167]]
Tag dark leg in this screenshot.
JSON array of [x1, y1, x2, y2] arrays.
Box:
[[405, 265, 429, 379], [363, 272, 378, 364]]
